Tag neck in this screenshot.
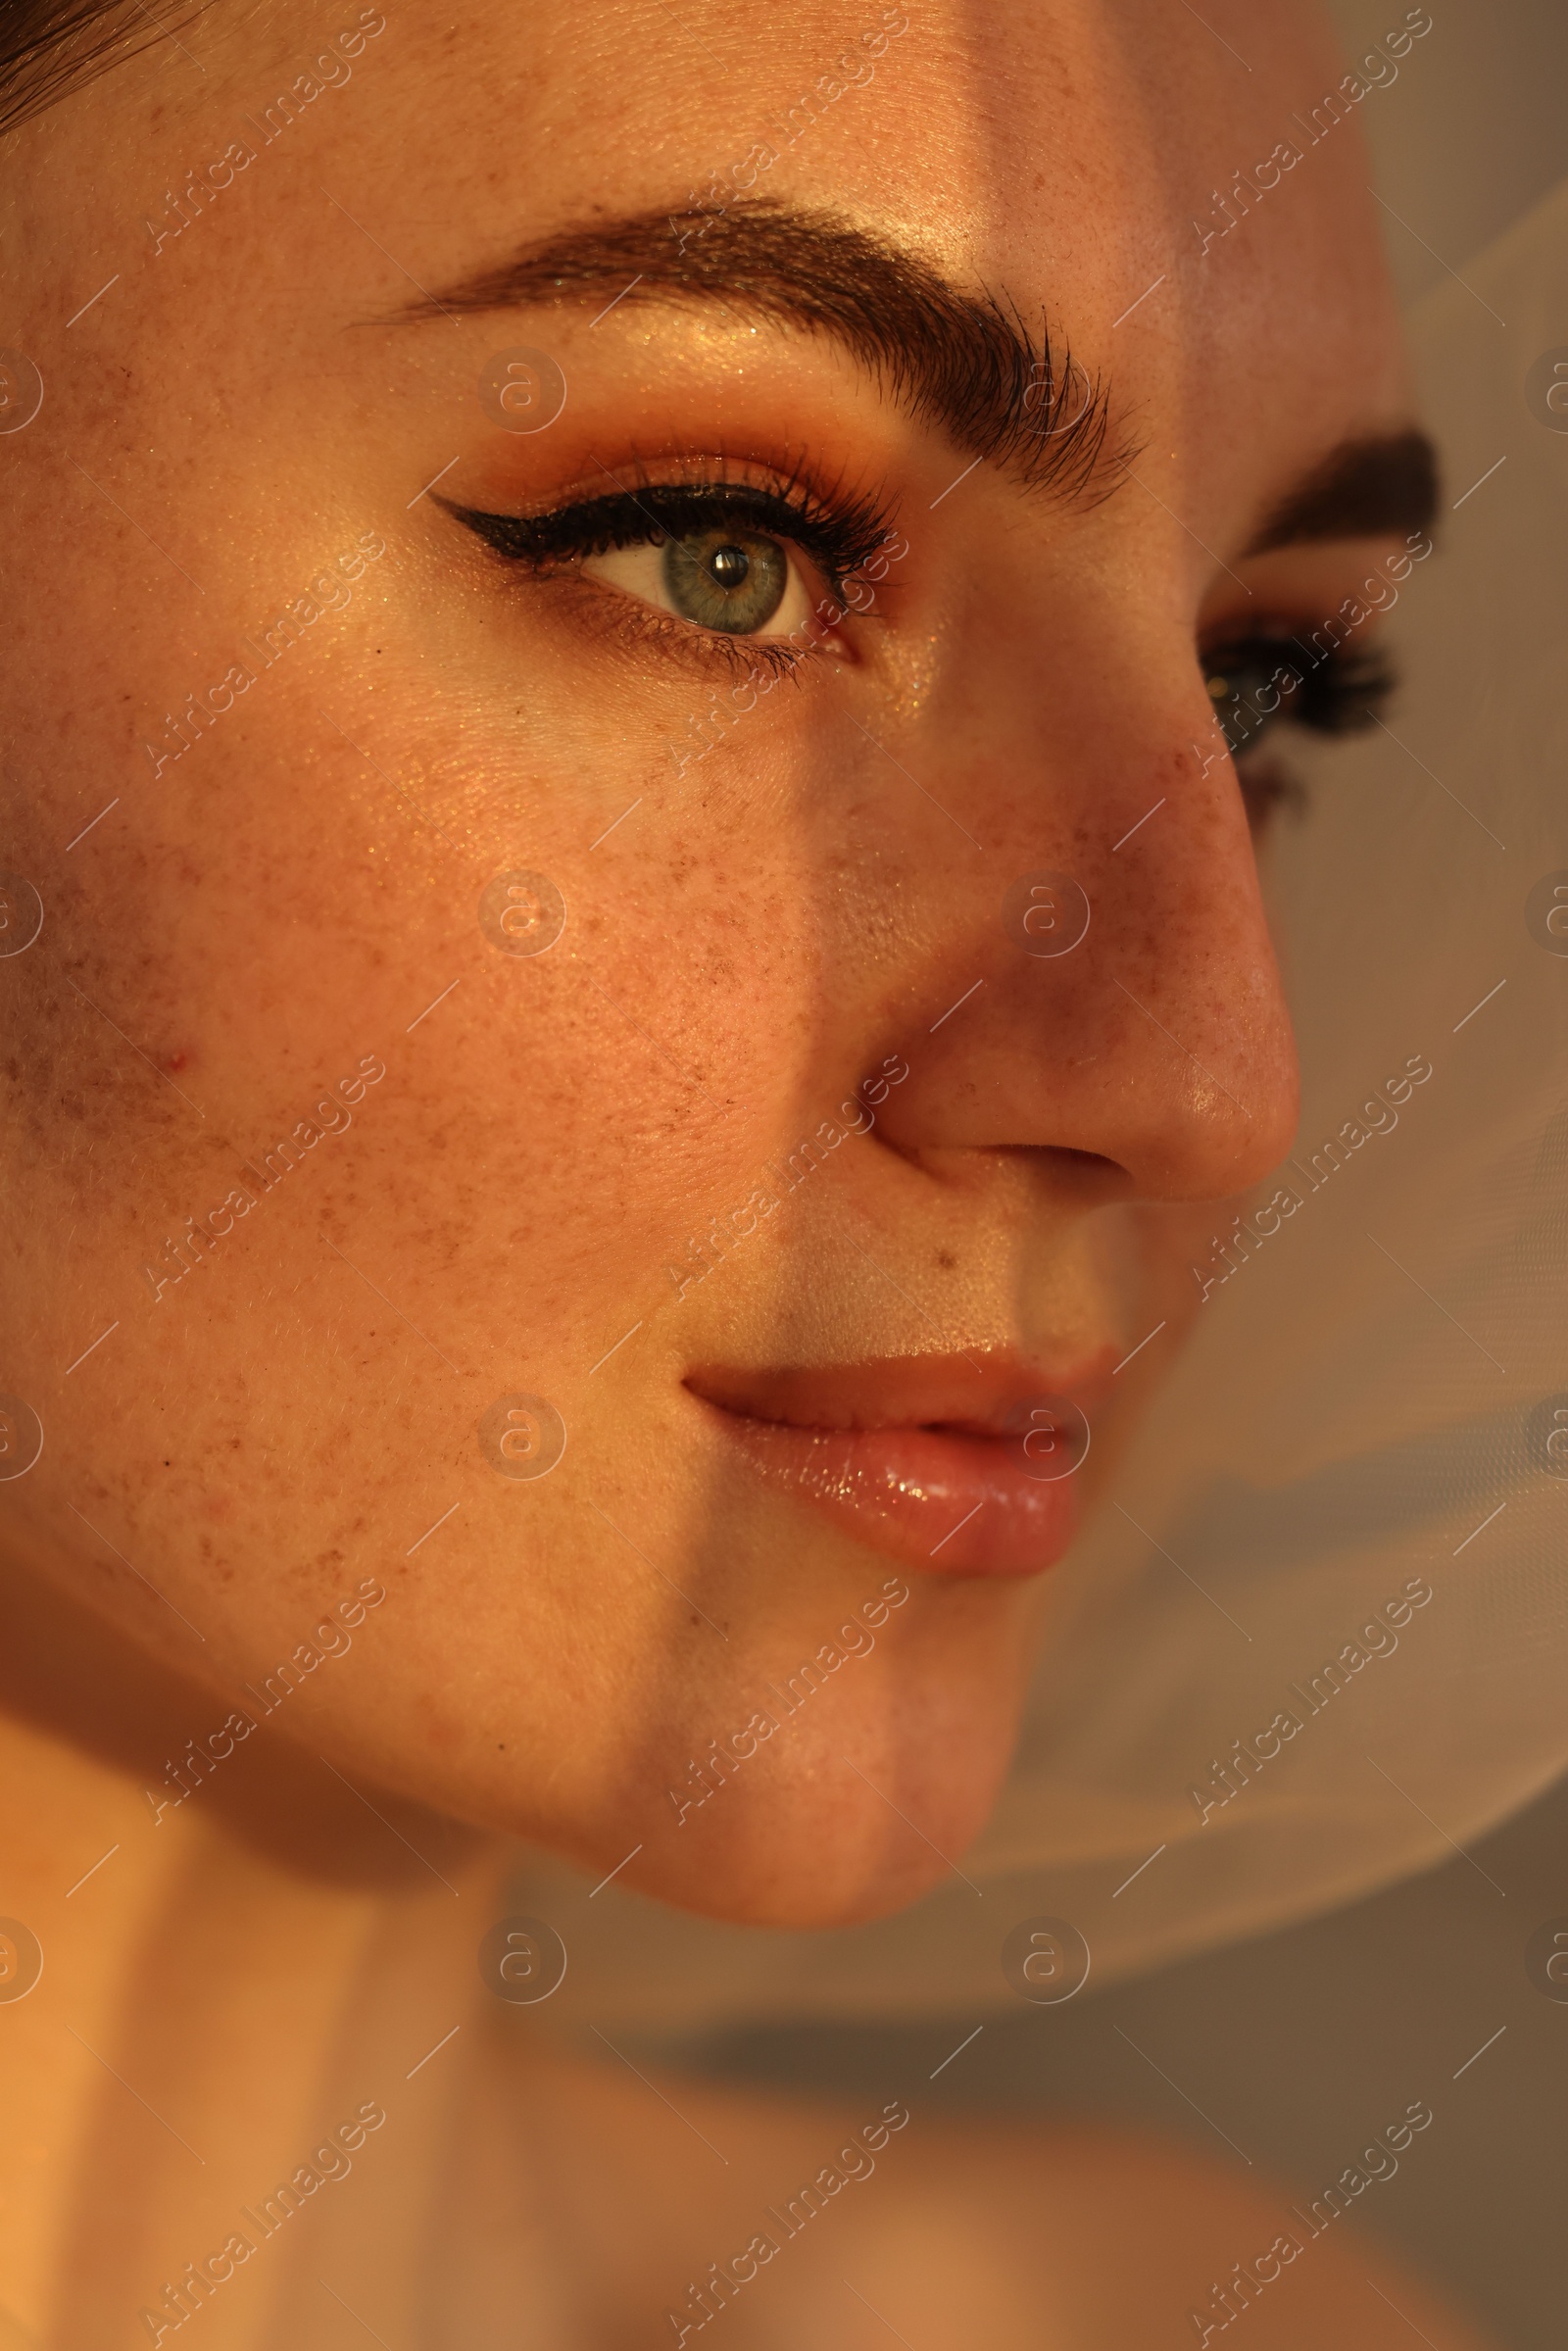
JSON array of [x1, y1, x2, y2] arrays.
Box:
[[0, 1579, 508, 2348]]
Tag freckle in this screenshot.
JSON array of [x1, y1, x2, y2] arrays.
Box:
[[936, 1249, 956, 1271]]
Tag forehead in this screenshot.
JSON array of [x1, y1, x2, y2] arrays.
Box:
[[18, 0, 1410, 561], [315, 0, 1407, 449]]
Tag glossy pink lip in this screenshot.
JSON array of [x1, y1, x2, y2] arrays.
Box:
[[685, 1351, 1114, 1578]]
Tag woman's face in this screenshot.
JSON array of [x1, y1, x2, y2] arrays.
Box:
[[1, 0, 1421, 1925]]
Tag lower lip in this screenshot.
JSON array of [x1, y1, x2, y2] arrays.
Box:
[[703, 1411, 1084, 1578]]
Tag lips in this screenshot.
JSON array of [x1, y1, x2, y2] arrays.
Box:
[[685, 1350, 1113, 1578]]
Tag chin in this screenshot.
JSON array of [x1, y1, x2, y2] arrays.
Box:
[[617, 1804, 986, 1932], [567, 1646, 1032, 1931]]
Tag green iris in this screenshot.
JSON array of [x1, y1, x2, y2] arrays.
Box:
[[662, 526, 790, 634]]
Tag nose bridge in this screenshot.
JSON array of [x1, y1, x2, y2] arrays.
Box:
[[875, 679, 1301, 1202], [1091, 773, 1300, 1193]]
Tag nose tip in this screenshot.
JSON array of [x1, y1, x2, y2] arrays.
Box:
[[891, 772, 1302, 1207], [1103, 951, 1301, 1200]]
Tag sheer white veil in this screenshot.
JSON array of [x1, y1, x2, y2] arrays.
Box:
[[519, 174, 1568, 2032]]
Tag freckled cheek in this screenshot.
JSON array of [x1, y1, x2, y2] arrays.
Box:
[[279, 859, 821, 1347], [14, 670, 856, 1374]]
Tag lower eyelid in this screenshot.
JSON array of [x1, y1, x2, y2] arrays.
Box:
[[529, 566, 816, 681]]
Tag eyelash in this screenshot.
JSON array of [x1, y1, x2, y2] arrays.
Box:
[[1202, 633, 1395, 741], [441, 467, 896, 667], [1200, 633, 1396, 819], [444, 479, 1400, 808]]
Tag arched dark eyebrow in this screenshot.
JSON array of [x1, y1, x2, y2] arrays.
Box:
[[388, 199, 1129, 505], [1247, 428, 1439, 556]]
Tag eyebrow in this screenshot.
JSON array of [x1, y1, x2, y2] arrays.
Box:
[[393, 199, 1440, 559], [390, 199, 1127, 506], [1247, 427, 1439, 556]]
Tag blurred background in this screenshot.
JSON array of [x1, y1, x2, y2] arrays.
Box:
[[1323, 0, 1568, 310], [665, 8, 1568, 2344]]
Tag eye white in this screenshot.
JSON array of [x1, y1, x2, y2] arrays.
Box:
[[580, 535, 818, 639]]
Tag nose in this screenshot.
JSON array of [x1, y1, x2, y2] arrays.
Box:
[[869, 661, 1300, 1206]]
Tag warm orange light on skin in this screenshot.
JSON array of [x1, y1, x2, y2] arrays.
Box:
[[0, 0, 1429, 1930], [0, 3, 1499, 2343]]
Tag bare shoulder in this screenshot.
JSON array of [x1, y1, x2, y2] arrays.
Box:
[[879, 2113, 1498, 2351], [494, 2036, 1498, 2351]]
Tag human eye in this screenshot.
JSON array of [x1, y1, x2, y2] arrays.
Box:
[[584, 513, 811, 638], [1200, 629, 1396, 824], [439, 468, 897, 668]]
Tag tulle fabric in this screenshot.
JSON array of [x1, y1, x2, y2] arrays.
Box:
[[518, 178, 1568, 2029]]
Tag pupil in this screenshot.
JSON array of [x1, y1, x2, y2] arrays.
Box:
[[662, 527, 788, 633], [707, 544, 750, 590]]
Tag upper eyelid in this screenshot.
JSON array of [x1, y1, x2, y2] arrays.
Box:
[[441, 491, 843, 612], [489, 485, 817, 557], [437, 469, 899, 581], [437, 485, 862, 672]]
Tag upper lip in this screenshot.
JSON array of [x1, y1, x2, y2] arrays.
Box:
[[684, 1347, 1119, 1437]]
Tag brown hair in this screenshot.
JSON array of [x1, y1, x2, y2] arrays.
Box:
[[0, 2, 210, 136]]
